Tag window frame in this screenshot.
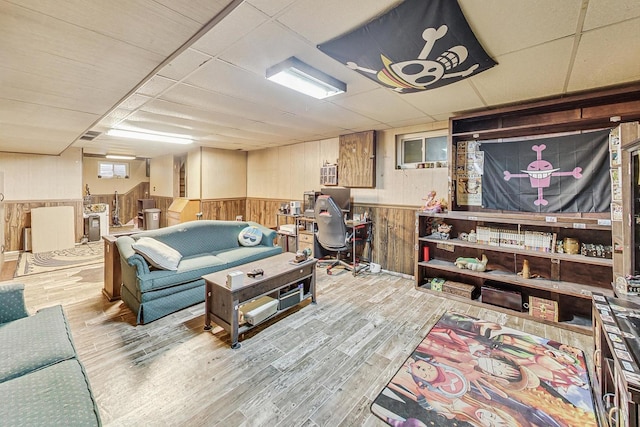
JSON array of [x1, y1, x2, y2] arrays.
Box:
[[396, 129, 448, 169], [98, 161, 129, 179]]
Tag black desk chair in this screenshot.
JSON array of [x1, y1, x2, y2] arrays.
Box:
[[314, 195, 353, 274]]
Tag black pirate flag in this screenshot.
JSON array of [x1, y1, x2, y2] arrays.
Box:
[[318, 0, 496, 93]]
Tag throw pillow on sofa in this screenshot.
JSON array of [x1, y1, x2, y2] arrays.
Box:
[[238, 226, 263, 247], [132, 237, 182, 270]]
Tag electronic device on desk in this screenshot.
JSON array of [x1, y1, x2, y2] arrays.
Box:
[[290, 201, 301, 215], [321, 186, 351, 214], [303, 191, 321, 218]]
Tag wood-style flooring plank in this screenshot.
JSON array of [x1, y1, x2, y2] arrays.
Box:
[[0, 262, 595, 426]]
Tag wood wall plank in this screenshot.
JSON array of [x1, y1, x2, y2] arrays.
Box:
[[201, 198, 246, 221]]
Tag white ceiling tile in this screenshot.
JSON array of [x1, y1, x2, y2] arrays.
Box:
[[153, 0, 234, 25], [583, 0, 640, 30], [217, 21, 311, 75], [402, 81, 486, 116], [472, 38, 575, 105], [569, 18, 640, 92], [459, 0, 582, 56], [245, 0, 297, 17], [137, 76, 178, 98], [333, 88, 425, 124], [190, 3, 269, 57], [276, 0, 400, 44], [157, 49, 212, 81]]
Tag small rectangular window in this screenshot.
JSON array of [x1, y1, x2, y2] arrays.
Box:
[[396, 131, 448, 168], [98, 162, 129, 179]]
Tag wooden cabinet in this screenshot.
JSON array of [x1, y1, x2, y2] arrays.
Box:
[[415, 210, 614, 333], [593, 295, 640, 426], [167, 198, 199, 226], [338, 130, 376, 188], [297, 231, 315, 258]]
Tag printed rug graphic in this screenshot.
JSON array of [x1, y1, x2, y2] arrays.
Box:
[[15, 242, 103, 277], [371, 312, 597, 427]]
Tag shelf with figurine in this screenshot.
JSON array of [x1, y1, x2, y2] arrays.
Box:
[[415, 208, 614, 334]]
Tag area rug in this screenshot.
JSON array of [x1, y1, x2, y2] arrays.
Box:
[[371, 312, 598, 427], [15, 242, 103, 277]]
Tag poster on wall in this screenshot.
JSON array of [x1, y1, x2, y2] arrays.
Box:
[[455, 141, 483, 206], [481, 129, 612, 213]]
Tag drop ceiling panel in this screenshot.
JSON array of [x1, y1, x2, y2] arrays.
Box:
[[583, 0, 640, 30], [473, 38, 575, 106], [190, 3, 269, 57], [157, 49, 213, 81], [153, 0, 234, 25], [138, 76, 180, 98], [332, 88, 425, 124], [140, 99, 261, 129], [276, 0, 400, 45], [217, 20, 312, 75], [569, 18, 640, 92], [245, 0, 298, 17], [459, 0, 582, 56], [401, 81, 486, 117], [10, 0, 205, 56]]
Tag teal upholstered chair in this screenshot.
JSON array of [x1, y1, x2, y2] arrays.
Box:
[[0, 283, 29, 324]]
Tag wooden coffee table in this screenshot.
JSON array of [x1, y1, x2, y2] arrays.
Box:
[[203, 253, 317, 349]]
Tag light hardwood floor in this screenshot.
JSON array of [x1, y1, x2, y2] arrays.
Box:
[[1, 262, 594, 426]]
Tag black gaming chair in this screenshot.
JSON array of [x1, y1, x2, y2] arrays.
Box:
[[314, 195, 353, 274]]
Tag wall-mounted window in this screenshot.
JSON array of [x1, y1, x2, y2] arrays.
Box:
[[396, 130, 448, 169], [98, 162, 129, 179]]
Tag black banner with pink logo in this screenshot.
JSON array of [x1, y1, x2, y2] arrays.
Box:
[[318, 0, 496, 93], [480, 129, 611, 213]]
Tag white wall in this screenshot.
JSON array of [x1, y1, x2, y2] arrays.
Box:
[[150, 155, 175, 197], [201, 148, 247, 199], [186, 147, 201, 198], [0, 148, 82, 200], [82, 157, 149, 195], [247, 123, 449, 207]]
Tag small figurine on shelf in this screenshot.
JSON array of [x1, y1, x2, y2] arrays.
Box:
[[467, 229, 477, 243], [454, 254, 488, 272], [421, 191, 443, 213], [429, 220, 452, 240]]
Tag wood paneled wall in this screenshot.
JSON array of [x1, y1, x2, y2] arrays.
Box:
[[4, 200, 84, 252], [246, 198, 293, 229], [91, 182, 150, 226], [151, 196, 173, 228], [353, 204, 416, 275], [246, 197, 417, 275], [201, 198, 246, 221]]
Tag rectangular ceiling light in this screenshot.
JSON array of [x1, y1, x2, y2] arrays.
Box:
[[106, 129, 193, 145], [106, 154, 136, 160], [266, 57, 346, 99]]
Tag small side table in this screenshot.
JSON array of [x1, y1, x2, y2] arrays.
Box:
[[102, 235, 122, 301]]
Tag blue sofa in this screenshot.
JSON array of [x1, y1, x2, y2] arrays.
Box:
[[116, 220, 282, 324], [0, 283, 101, 426]]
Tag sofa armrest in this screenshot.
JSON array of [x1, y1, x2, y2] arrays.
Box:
[[116, 235, 151, 275], [0, 283, 29, 324]]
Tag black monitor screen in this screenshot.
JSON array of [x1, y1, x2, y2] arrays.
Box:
[[321, 187, 351, 213]]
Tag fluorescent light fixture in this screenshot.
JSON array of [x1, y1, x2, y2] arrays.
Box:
[[266, 57, 346, 99], [106, 129, 193, 145], [106, 154, 136, 160]]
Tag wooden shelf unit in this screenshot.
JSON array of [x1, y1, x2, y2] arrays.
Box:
[[415, 211, 614, 334], [593, 295, 640, 426]]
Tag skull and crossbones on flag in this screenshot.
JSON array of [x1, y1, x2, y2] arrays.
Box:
[[319, 0, 496, 93]]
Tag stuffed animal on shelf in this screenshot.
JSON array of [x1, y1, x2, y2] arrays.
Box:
[[429, 221, 452, 240], [454, 254, 488, 272], [421, 191, 443, 213]]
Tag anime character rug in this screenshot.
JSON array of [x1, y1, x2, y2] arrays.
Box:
[[371, 312, 598, 427]]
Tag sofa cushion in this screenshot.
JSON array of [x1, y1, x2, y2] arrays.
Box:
[[133, 237, 182, 270], [0, 305, 76, 384], [238, 225, 263, 247], [215, 246, 283, 268], [0, 359, 101, 426], [136, 254, 226, 294]]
